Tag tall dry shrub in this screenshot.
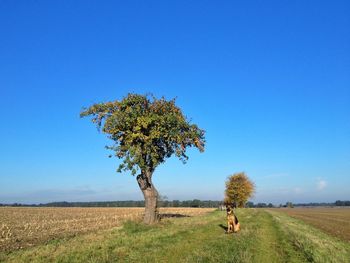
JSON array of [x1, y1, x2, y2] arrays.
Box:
[[225, 172, 255, 208]]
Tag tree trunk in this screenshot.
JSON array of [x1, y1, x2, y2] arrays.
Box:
[[137, 171, 159, 224]]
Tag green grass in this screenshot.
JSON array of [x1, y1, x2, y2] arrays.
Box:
[[1, 209, 349, 263]]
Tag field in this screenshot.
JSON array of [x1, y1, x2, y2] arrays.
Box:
[[0, 207, 214, 252], [275, 207, 350, 242], [1, 207, 350, 262]]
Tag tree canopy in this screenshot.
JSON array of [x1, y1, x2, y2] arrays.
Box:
[[225, 172, 255, 208], [80, 93, 205, 175]]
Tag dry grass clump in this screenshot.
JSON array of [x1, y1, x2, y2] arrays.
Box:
[[0, 207, 214, 252]]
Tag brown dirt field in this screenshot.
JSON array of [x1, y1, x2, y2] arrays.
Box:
[[273, 207, 350, 242], [0, 207, 215, 252]]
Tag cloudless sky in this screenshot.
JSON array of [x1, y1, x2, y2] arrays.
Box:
[[1, 0, 349, 205]]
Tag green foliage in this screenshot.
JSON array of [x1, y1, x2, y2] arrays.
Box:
[[225, 172, 255, 208], [80, 93, 205, 175]]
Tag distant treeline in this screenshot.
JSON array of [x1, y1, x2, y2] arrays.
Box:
[[246, 202, 274, 208], [334, 200, 350, 206], [0, 199, 221, 208], [1, 200, 349, 208]]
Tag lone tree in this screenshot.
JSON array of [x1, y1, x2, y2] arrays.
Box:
[[80, 93, 205, 224], [225, 172, 255, 208]]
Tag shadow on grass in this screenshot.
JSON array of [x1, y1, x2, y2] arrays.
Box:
[[123, 220, 154, 234], [159, 213, 191, 219], [218, 224, 228, 231], [122, 214, 190, 234]]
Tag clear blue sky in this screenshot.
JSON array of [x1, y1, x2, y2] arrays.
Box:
[[1, 1, 349, 205]]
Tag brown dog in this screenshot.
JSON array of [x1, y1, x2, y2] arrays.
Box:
[[226, 205, 240, 233]]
